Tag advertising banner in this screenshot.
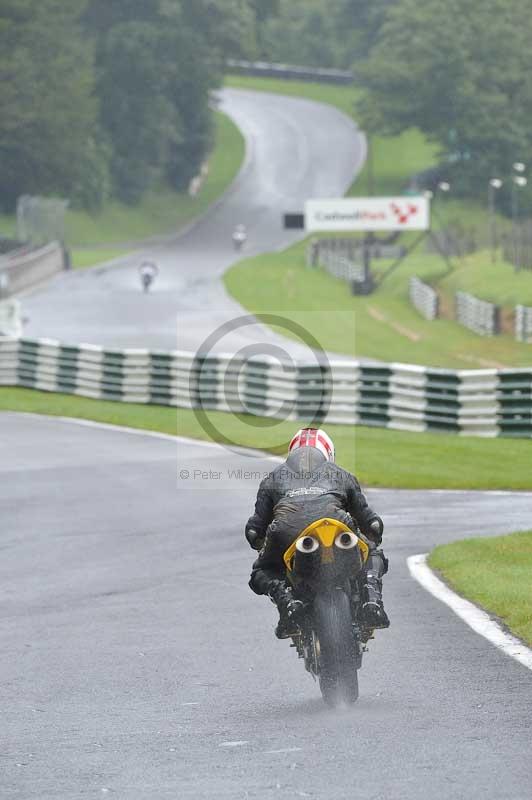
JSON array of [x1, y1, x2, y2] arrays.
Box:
[[305, 197, 430, 232]]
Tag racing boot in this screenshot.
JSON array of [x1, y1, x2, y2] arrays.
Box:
[[361, 576, 390, 629], [360, 550, 390, 630], [268, 580, 304, 639]]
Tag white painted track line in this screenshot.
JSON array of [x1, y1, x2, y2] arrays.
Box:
[[408, 553, 532, 672]]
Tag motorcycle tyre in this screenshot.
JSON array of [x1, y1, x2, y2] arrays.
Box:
[[314, 588, 359, 706]]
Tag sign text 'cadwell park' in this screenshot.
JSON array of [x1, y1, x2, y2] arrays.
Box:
[[305, 197, 431, 232]]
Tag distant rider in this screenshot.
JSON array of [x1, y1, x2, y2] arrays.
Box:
[[232, 223, 247, 251], [246, 428, 390, 638]]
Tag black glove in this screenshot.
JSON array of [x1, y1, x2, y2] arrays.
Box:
[[245, 527, 264, 551], [367, 516, 384, 546]]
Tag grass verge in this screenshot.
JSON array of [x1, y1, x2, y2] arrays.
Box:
[[225, 239, 532, 368], [0, 111, 245, 249], [2, 387, 532, 490], [429, 532, 532, 645], [71, 249, 130, 270]]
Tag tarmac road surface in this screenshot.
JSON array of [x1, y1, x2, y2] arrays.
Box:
[[21, 89, 365, 357], [2, 414, 531, 800]]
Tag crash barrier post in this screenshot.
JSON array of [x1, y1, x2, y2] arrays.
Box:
[[515, 305, 532, 343], [308, 239, 365, 281], [1, 337, 532, 439], [409, 277, 439, 321], [0, 242, 65, 297], [455, 291, 500, 336], [226, 59, 353, 85], [0, 300, 22, 337]]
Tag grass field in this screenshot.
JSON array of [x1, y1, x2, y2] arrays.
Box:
[[429, 531, 532, 645], [2, 387, 532, 490], [225, 239, 532, 368], [71, 249, 130, 270], [442, 252, 532, 307], [0, 111, 245, 249]]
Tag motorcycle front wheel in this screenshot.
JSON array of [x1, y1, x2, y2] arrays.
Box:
[[314, 588, 359, 706]]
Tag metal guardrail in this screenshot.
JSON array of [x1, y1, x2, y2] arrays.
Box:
[[226, 59, 354, 85], [455, 291, 500, 336], [409, 277, 439, 321], [307, 240, 365, 281], [0, 241, 64, 297], [1, 337, 532, 438], [515, 305, 532, 342]]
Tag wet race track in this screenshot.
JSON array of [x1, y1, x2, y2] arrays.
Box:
[[2, 415, 532, 799], [4, 87, 532, 798], [21, 89, 364, 353]]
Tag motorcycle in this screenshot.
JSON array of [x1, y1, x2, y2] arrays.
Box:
[[282, 517, 372, 706], [232, 225, 247, 252], [139, 261, 158, 293]]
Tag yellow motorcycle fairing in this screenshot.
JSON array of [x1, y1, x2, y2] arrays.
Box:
[[283, 517, 369, 572]]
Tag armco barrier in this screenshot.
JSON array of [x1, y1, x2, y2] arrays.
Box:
[[0, 241, 64, 296], [226, 59, 353, 85], [455, 291, 500, 336], [307, 239, 366, 282], [515, 305, 532, 343], [409, 277, 439, 321], [1, 337, 532, 438]]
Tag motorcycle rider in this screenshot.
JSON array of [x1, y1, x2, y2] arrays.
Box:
[[139, 260, 158, 293], [232, 223, 247, 250], [246, 428, 389, 638]]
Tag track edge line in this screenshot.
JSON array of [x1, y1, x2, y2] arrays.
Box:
[[407, 553, 532, 672]]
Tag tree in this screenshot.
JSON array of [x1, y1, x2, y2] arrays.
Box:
[[357, 0, 532, 196], [0, 0, 107, 212], [334, 0, 396, 63], [259, 0, 337, 68], [85, 0, 255, 203]]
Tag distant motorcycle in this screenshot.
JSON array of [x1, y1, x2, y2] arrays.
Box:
[[232, 224, 247, 252], [281, 517, 373, 706], [139, 261, 158, 293]]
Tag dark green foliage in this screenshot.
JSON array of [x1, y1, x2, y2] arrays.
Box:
[[259, 1, 336, 67], [0, 0, 257, 211], [95, 19, 182, 204], [252, 0, 395, 69], [86, 0, 255, 203], [357, 0, 532, 202], [0, 0, 107, 212]]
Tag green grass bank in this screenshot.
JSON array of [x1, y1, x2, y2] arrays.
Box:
[[224, 239, 532, 368], [429, 532, 532, 645], [2, 387, 532, 490], [0, 110, 245, 249]]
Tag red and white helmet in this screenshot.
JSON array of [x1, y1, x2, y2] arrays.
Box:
[[288, 428, 335, 462]]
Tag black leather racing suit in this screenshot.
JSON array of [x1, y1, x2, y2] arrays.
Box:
[[247, 447, 387, 597]]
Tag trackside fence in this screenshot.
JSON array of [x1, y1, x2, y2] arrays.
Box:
[[307, 240, 365, 283], [226, 59, 353, 85], [455, 291, 500, 336], [0, 242, 64, 297], [515, 305, 532, 343], [409, 277, 439, 320], [2, 337, 532, 438]]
